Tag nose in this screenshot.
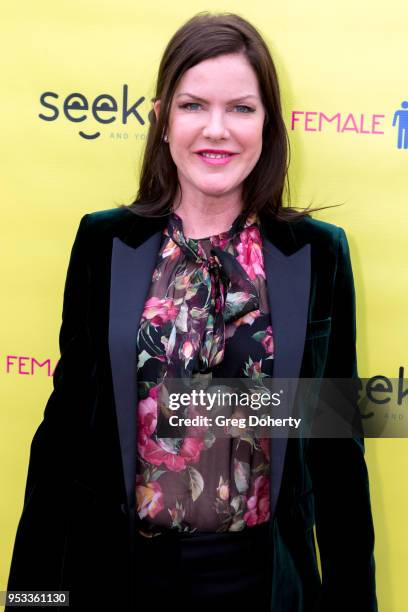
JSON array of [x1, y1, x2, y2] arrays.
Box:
[[202, 109, 229, 140]]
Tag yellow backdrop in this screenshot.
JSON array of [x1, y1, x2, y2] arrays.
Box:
[[2, 1, 407, 610]]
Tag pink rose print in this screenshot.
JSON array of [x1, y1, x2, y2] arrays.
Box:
[[236, 227, 265, 280], [243, 475, 270, 526], [141, 297, 179, 326], [180, 339, 194, 360], [136, 476, 164, 519], [138, 385, 205, 472], [137, 387, 158, 446], [210, 234, 232, 250], [261, 325, 274, 354]]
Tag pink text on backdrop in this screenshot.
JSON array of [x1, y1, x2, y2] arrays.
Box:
[[6, 355, 57, 376], [291, 111, 385, 133]]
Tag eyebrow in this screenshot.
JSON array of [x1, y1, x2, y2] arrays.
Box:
[[175, 93, 259, 103]]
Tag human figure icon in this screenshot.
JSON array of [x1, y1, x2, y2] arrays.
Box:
[[392, 100, 408, 149]]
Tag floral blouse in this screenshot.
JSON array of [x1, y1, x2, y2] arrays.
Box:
[[135, 210, 274, 534]]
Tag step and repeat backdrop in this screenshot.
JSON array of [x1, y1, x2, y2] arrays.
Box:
[[1, 0, 407, 609]]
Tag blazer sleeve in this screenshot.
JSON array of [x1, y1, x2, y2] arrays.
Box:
[[23, 213, 93, 502], [6, 214, 94, 594], [307, 227, 378, 611]]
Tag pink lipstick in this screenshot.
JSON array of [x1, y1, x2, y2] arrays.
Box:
[[194, 149, 238, 166]]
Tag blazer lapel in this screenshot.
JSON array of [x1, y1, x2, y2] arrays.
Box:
[[261, 223, 311, 520], [109, 230, 164, 510], [109, 213, 311, 515]]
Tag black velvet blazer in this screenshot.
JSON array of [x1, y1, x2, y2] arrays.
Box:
[[6, 207, 377, 612]]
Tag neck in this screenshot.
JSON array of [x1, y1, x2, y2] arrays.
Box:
[[172, 192, 244, 239]]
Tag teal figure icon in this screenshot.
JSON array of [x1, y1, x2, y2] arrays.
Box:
[[392, 101, 408, 149]]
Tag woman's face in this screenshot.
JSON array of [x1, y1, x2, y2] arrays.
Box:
[[154, 53, 266, 203]]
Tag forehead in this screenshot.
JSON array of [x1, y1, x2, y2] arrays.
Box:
[[174, 53, 261, 97]]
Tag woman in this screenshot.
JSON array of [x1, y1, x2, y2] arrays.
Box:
[[6, 12, 377, 612]]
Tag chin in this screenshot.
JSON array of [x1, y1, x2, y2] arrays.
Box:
[[198, 188, 233, 198], [195, 180, 237, 197]]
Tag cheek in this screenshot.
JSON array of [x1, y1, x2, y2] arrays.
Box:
[[168, 115, 201, 141], [167, 129, 190, 161], [168, 133, 197, 163], [238, 124, 264, 155]]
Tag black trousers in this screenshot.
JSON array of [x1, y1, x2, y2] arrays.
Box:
[[134, 522, 273, 612]]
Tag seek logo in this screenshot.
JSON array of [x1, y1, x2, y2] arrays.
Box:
[[38, 84, 147, 139]]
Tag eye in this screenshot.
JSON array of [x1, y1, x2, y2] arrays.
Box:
[[233, 105, 255, 113], [179, 102, 202, 111]]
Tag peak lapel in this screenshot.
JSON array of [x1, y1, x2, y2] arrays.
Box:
[[109, 230, 164, 509], [260, 219, 311, 520]]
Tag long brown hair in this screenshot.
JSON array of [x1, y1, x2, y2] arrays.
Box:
[[120, 12, 340, 221]]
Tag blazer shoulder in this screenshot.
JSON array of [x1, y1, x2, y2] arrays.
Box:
[[83, 206, 133, 234], [67, 208, 135, 261], [289, 215, 346, 251], [76, 206, 143, 248], [293, 215, 344, 238], [76, 206, 169, 254]]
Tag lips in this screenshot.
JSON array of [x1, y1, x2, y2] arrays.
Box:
[[195, 149, 237, 166], [195, 149, 237, 158], [194, 149, 238, 166]]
